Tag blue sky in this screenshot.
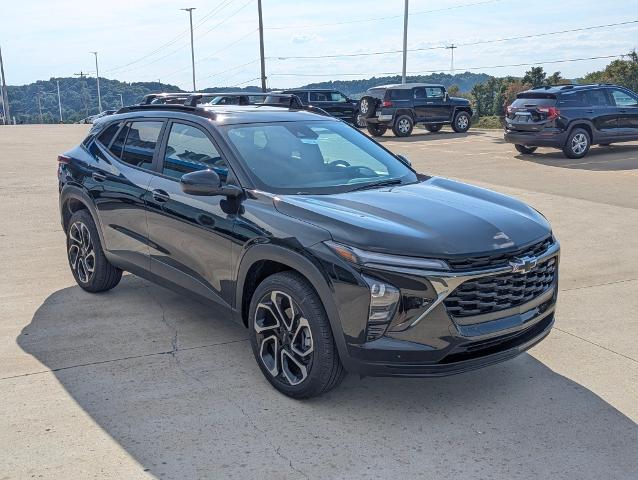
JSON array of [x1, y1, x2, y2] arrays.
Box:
[[1, 0, 637, 89]]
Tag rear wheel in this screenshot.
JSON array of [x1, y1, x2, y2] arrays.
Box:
[[392, 115, 414, 137], [66, 209, 122, 292], [514, 144, 538, 155], [366, 123, 387, 137], [563, 128, 590, 159], [249, 271, 345, 399], [451, 111, 471, 133], [425, 124, 443, 133]]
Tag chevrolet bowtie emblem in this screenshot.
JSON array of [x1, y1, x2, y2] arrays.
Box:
[[509, 256, 538, 274]]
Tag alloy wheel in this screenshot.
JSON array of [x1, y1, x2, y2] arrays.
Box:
[[254, 290, 314, 386], [360, 99, 369, 115], [398, 118, 411, 134], [571, 133, 588, 155], [457, 114, 469, 130], [68, 221, 95, 283]]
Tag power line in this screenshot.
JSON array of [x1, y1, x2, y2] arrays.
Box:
[[265, 0, 503, 30], [269, 53, 625, 78], [272, 20, 638, 60]]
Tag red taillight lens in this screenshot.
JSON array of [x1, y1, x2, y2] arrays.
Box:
[[538, 106, 560, 119], [382, 100, 393, 108], [57, 154, 71, 164]]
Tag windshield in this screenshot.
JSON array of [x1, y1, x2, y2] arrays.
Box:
[[222, 120, 417, 194]]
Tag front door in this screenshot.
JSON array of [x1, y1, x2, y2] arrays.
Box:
[[146, 120, 236, 306], [423, 86, 453, 123], [609, 88, 638, 139], [86, 119, 164, 271]]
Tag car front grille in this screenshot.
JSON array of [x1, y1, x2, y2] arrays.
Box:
[[446, 236, 553, 271], [444, 257, 557, 318]]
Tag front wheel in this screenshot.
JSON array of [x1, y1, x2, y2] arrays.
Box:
[[366, 123, 387, 137], [249, 272, 345, 399], [451, 111, 471, 133], [392, 115, 414, 137], [354, 112, 367, 128], [66, 209, 122, 292], [514, 144, 538, 155], [563, 128, 590, 159]]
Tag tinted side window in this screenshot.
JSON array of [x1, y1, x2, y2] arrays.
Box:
[[310, 92, 329, 102], [414, 88, 426, 99], [97, 122, 121, 147], [162, 123, 228, 180], [610, 89, 638, 107], [109, 123, 130, 159], [389, 89, 412, 100], [289, 91, 308, 102], [586, 89, 611, 107], [557, 91, 588, 107], [120, 121, 163, 169]]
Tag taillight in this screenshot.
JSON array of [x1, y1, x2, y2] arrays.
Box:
[[382, 100, 393, 108], [538, 106, 560, 119], [57, 154, 71, 164]]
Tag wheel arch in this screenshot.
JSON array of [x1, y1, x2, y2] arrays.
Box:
[[235, 243, 352, 368], [60, 185, 106, 247], [566, 121, 594, 144]]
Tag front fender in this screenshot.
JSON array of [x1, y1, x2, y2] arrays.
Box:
[[234, 243, 354, 370]]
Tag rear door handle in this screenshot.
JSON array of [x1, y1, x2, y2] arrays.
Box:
[[152, 189, 170, 202], [619, 109, 627, 113], [91, 172, 106, 182]]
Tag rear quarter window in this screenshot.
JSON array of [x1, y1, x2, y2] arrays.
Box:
[[389, 89, 412, 100], [97, 122, 121, 147]]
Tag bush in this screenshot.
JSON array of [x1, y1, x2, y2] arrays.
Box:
[[473, 116, 503, 129]]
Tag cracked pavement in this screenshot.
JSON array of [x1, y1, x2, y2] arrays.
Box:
[[1, 125, 637, 479]]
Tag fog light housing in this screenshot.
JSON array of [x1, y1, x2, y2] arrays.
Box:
[[362, 275, 400, 340]]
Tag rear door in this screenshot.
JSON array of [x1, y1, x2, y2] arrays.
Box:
[[146, 120, 236, 305], [309, 91, 354, 120], [413, 87, 427, 122], [86, 119, 164, 271], [583, 88, 617, 139], [609, 88, 638, 139]]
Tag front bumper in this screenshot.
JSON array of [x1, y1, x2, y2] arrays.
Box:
[[332, 240, 560, 377]]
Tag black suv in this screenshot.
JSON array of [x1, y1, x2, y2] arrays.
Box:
[[359, 83, 473, 137], [58, 94, 559, 398], [278, 89, 365, 127], [504, 84, 638, 158]]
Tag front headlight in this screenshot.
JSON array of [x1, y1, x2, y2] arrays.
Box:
[[324, 241, 449, 271], [362, 275, 400, 341]]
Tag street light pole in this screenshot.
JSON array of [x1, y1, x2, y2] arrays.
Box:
[[0, 45, 11, 123], [181, 8, 197, 92], [90, 51, 102, 112], [57, 80, 63, 123], [402, 0, 409, 84], [37, 92, 43, 123], [257, 0, 267, 92]]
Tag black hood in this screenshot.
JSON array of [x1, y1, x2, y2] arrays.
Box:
[[449, 96, 471, 106], [273, 177, 551, 258]]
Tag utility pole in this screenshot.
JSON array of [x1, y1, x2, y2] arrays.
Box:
[[402, 0, 409, 84], [257, 0, 267, 92], [90, 51, 102, 112], [181, 8, 197, 91], [0, 45, 10, 124], [119, 93, 124, 108], [74, 71, 89, 116], [446, 44, 457, 75], [56, 80, 63, 123], [37, 92, 43, 123]]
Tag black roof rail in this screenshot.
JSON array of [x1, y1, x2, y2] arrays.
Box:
[[116, 103, 202, 114]]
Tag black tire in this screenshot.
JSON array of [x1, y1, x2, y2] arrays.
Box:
[[425, 124, 443, 133], [451, 111, 471, 133], [392, 115, 414, 137], [248, 271, 345, 399], [514, 144, 538, 155], [366, 123, 387, 137], [359, 96, 378, 119], [562, 128, 591, 159], [66, 209, 122, 293]]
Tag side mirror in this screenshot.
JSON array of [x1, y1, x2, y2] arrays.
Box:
[[180, 169, 242, 197], [396, 154, 412, 167]]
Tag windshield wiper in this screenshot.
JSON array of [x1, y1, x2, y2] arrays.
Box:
[[347, 178, 403, 192]]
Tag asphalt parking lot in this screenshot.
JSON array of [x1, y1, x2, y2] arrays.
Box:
[[1, 124, 637, 479]]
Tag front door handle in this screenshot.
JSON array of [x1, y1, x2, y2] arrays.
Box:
[[152, 189, 170, 202], [91, 172, 106, 182]]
